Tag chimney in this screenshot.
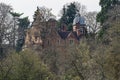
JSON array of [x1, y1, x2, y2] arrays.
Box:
[[73, 26, 77, 31], [61, 24, 67, 31], [76, 29, 81, 36]]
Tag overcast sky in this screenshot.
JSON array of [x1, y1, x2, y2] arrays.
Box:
[[0, 0, 101, 21]]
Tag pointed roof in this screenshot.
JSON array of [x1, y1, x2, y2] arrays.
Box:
[[58, 31, 81, 40], [58, 31, 70, 40]]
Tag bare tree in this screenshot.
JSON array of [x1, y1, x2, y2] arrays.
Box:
[[34, 6, 56, 22], [85, 12, 102, 37], [0, 3, 18, 55], [74, 2, 87, 16]]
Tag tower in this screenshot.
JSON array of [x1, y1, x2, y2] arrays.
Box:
[[72, 13, 86, 36]]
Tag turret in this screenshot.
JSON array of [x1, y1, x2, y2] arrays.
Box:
[[72, 13, 86, 36]]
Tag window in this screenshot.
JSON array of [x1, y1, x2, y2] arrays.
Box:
[[58, 40, 60, 45], [48, 40, 49, 45], [70, 40, 74, 45], [35, 36, 37, 41], [48, 40, 50, 45], [80, 28, 84, 34]]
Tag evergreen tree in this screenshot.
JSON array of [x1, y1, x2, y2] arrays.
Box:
[[59, 2, 86, 31], [59, 6, 68, 25], [16, 17, 30, 52], [59, 2, 78, 30], [97, 0, 120, 24], [10, 12, 30, 52], [10, 12, 23, 49], [97, 0, 120, 39]]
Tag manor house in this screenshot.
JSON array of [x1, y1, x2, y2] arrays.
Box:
[[25, 13, 87, 50]]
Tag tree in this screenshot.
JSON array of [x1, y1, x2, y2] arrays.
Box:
[[85, 12, 101, 38], [96, 0, 120, 39], [69, 40, 93, 80], [16, 17, 30, 52], [0, 50, 54, 80], [97, 0, 120, 24], [0, 3, 15, 56], [0, 3, 30, 55], [41, 49, 59, 75], [94, 5, 120, 80], [59, 2, 86, 31], [9, 12, 30, 52], [33, 6, 55, 22], [10, 12, 23, 49]]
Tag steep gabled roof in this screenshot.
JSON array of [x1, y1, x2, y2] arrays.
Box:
[[58, 31, 81, 40], [58, 31, 70, 40]]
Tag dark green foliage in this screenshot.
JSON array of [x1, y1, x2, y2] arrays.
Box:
[[9, 12, 30, 52], [59, 2, 78, 30], [97, 28, 106, 39], [97, 0, 119, 24], [18, 17, 30, 29], [16, 17, 30, 52], [66, 3, 78, 24], [59, 6, 68, 25], [10, 11, 23, 17], [101, 20, 120, 80], [68, 23, 73, 31], [97, 0, 120, 39], [16, 38, 25, 52]]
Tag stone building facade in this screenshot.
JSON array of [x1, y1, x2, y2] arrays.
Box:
[[24, 13, 87, 50]]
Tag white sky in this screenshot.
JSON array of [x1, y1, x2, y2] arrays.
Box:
[[0, 0, 101, 21]]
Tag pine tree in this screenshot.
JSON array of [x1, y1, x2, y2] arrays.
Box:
[[59, 2, 78, 30], [16, 17, 30, 52]]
